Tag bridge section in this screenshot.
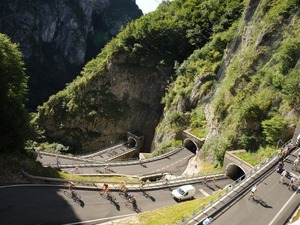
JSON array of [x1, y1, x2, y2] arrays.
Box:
[[223, 150, 253, 180], [182, 130, 205, 154], [127, 131, 144, 150]]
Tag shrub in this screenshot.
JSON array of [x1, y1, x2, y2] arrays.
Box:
[[262, 115, 288, 144]]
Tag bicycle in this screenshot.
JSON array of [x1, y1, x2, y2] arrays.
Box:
[[125, 198, 141, 213], [100, 191, 116, 202], [64, 190, 81, 201], [118, 187, 129, 199], [248, 193, 256, 202]]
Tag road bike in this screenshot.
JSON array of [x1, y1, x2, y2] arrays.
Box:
[[125, 198, 141, 213], [118, 189, 129, 199], [100, 192, 116, 202], [64, 190, 81, 200]]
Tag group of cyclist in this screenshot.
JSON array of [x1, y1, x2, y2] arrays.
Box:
[[278, 150, 300, 191], [250, 146, 300, 202], [98, 181, 136, 203], [68, 181, 137, 205]]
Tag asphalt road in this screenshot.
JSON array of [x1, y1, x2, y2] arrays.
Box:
[[39, 148, 195, 176], [210, 150, 300, 225], [0, 179, 233, 225]]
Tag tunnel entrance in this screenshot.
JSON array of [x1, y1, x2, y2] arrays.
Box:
[[183, 139, 198, 154], [127, 137, 137, 148], [226, 163, 246, 181]]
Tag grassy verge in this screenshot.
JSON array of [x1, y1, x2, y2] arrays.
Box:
[[58, 172, 140, 184], [135, 189, 226, 225], [0, 153, 140, 184], [233, 146, 277, 166], [198, 160, 224, 175]]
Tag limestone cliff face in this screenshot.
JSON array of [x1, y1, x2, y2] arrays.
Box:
[[36, 52, 174, 153], [0, 0, 142, 109]]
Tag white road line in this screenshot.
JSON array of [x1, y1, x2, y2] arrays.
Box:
[[267, 191, 297, 225], [147, 155, 191, 174], [199, 188, 210, 197]]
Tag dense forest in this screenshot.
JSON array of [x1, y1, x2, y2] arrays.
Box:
[[1, 0, 300, 167]]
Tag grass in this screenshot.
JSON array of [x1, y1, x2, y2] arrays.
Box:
[[189, 127, 206, 138], [233, 146, 277, 166], [198, 160, 224, 175], [58, 171, 140, 184], [0, 152, 141, 185], [135, 189, 226, 225]]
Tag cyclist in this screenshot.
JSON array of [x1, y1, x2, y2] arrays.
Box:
[[104, 164, 110, 172], [119, 181, 127, 192], [139, 180, 145, 189], [277, 161, 284, 173], [127, 193, 136, 203], [280, 170, 287, 183], [36, 148, 42, 159], [249, 185, 257, 200], [289, 177, 296, 190], [292, 158, 299, 171], [101, 183, 110, 195], [56, 156, 61, 168], [68, 181, 76, 192]]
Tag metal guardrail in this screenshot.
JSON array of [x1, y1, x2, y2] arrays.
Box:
[[21, 169, 226, 191], [44, 147, 185, 169], [78, 142, 127, 158]]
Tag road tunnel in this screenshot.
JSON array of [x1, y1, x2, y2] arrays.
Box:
[[183, 139, 199, 154], [226, 163, 246, 181], [127, 137, 137, 148]]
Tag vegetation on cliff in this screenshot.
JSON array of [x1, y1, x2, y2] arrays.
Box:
[[32, 0, 300, 166], [0, 34, 30, 154], [155, 0, 300, 164], [34, 0, 244, 154]]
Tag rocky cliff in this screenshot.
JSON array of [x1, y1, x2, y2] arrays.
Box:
[[152, 0, 300, 161], [35, 51, 174, 152], [33, 0, 300, 159], [0, 0, 142, 109]]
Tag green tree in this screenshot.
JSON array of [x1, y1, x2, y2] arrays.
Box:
[[0, 33, 29, 153], [262, 115, 288, 144]]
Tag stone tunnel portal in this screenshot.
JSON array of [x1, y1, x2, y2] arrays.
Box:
[[226, 163, 246, 181], [183, 139, 199, 154], [127, 137, 137, 148]]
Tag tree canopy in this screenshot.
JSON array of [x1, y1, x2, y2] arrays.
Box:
[[0, 33, 29, 153]]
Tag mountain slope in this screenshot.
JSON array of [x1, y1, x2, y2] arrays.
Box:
[[34, 0, 300, 162], [0, 0, 142, 109]]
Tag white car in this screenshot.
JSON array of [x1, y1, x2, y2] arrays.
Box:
[[171, 185, 196, 201]]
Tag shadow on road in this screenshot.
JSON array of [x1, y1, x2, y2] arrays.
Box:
[[205, 183, 215, 191], [140, 190, 156, 202], [100, 193, 120, 211], [252, 196, 273, 209], [64, 190, 85, 208]]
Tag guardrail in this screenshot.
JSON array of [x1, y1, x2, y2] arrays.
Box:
[[44, 147, 185, 169], [21, 168, 226, 191], [78, 142, 127, 158]]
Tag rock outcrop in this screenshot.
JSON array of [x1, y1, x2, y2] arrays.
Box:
[[0, 0, 142, 109], [36, 52, 174, 153]]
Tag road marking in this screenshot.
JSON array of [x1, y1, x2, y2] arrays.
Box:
[[62, 213, 136, 225], [199, 188, 210, 197], [148, 155, 192, 174], [267, 191, 297, 225]]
